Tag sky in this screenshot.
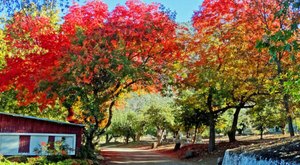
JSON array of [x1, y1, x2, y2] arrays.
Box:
[[0, 1, 203, 24], [101, 0, 203, 23]]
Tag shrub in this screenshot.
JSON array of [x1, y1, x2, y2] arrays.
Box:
[[27, 157, 89, 165], [6, 156, 27, 163]]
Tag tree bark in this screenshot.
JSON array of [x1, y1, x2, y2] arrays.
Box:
[[136, 134, 141, 142], [84, 130, 97, 158], [132, 134, 136, 142], [281, 126, 286, 135], [125, 134, 130, 144], [193, 126, 198, 144], [105, 134, 112, 144], [228, 107, 242, 143], [276, 57, 294, 137], [284, 94, 295, 136], [84, 124, 97, 150], [207, 88, 216, 152], [86, 135, 94, 150], [260, 126, 263, 140], [157, 128, 164, 145], [208, 113, 216, 152], [98, 100, 116, 135]]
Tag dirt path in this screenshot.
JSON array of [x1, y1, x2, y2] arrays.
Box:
[[100, 135, 289, 165], [101, 147, 200, 165]]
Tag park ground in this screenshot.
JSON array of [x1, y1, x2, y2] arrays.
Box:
[[100, 134, 289, 165]]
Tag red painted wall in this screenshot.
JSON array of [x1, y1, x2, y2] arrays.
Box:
[[0, 114, 83, 152]]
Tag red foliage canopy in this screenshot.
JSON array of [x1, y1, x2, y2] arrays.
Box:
[[0, 0, 180, 109], [0, 13, 69, 107]]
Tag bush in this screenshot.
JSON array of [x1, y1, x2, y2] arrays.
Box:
[[27, 156, 48, 164], [6, 156, 27, 163], [11, 157, 90, 165], [45, 155, 70, 163], [0, 155, 17, 165], [0, 154, 90, 165]]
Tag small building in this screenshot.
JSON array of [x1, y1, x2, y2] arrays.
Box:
[[0, 112, 84, 156]]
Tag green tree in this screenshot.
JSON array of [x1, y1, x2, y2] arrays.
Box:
[[176, 89, 209, 143], [256, 0, 300, 137], [108, 92, 176, 145], [142, 95, 175, 145], [109, 110, 137, 144], [248, 97, 285, 139]]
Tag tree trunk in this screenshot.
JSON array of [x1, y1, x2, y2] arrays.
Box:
[[276, 58, 294, 137], [174, 142, 181, 151], [125, 134, 130, 144], [208, 113, 216, 152], [105, 134, 109, 144], [136, 134, 141, 142], [79, 130, 98, 159], [193, 126, 198, 144], [281, 127, 286, 135], [163, 130, 167, 142], [157, 128, 164, 145], [86, 135, 94, 150], [105, 134, 113, 144], [228, 107, 242, 143], [132, 134, 136, 142], [260, 126, 263, 140], [84, 131, 96, 158], [207, 88, 216, 152], [84, 126, 96, 151], [284, 94, 295, 136]]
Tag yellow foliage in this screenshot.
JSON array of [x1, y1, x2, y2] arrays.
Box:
[[0, 29, 9, 69]]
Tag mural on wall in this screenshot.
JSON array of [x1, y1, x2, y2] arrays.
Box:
[[0, 134, 76, 156]]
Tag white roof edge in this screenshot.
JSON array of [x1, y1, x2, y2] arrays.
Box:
[[0, 112, 85, 127]]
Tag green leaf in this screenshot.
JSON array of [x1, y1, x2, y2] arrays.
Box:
[[269, 46, 277, 58], [284, 44, 291, 52], [275, 9, 284, 18], [256, 40, 267, 50], [290, 54, 296, 61], [292, 40, 299, 51]]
